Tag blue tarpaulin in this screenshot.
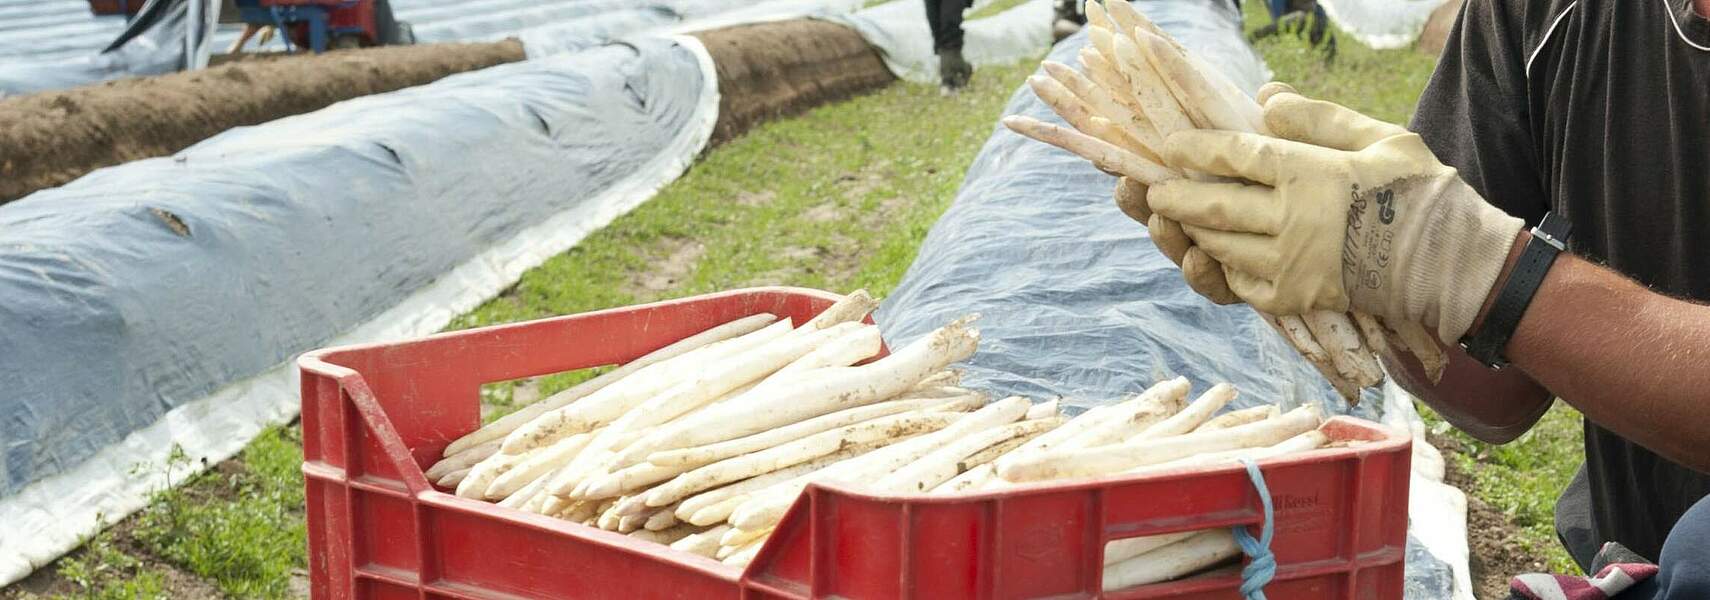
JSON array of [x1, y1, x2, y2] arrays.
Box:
[[0, 34, 719, 583]]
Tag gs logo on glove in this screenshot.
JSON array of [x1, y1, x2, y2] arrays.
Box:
[[1376, 188, 1396, 224]]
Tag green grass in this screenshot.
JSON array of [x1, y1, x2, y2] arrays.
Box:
[[130, 428, 307, 598], [1237, 0, 1584, 574], [1238, 1, 1437, 125], [1441, 404, 1584, 573], [49, 535, 168, 600]]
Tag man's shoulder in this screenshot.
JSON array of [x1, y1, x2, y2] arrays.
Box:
[[1463, 0, 1586, 50]]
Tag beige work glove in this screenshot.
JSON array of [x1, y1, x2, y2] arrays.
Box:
[[1114, 84, 1309, 306], [1112, 177, 1238, 304], [1147, 89, 1524, 343]]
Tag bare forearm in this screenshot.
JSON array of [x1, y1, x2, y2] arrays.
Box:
[[1505, 249, 1710, 472]]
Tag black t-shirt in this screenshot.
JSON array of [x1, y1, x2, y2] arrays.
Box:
[[1411, 0, 1710, 563]]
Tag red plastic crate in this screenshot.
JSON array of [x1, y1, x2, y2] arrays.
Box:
[[298, 287, 1411, 599]]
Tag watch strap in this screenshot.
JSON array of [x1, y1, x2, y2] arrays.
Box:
[[1460, 212, 1572, 368]]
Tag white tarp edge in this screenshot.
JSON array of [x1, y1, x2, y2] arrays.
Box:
[[1384, 382, 1477, 600], [830, 0, 1056, 85], [1319, 0, 1451, 50]]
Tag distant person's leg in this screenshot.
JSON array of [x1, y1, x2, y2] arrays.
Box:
[[1053, 0, 1084, 41], [925, 0, 971, 91]]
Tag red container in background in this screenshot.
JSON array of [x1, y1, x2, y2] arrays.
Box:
[[298, 287, 1411, 599]]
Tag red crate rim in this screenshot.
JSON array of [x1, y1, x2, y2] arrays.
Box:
[[296, 286, 1411, 592]]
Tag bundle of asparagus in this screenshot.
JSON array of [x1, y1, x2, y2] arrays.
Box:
[[423, 292, 1341, 591], [1000, 0, 1447, 400]]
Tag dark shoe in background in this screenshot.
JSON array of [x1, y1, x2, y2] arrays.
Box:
[[938, 48, 971, 94]]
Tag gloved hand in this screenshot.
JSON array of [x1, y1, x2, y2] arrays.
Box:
[[1112, 176, 1238, 304], [1146, 88, 1524, 343], [1114, 83, 1305, 307]]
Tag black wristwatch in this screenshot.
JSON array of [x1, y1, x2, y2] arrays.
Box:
[[1459, 212, 1572, 369]]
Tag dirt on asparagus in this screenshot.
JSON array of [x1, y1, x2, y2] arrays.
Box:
[[692, 19, 896, 146], [0, 40, 525, 205]]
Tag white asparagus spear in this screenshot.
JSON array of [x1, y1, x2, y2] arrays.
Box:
[[1301, 311, 1384, 389], [1102, 0, 1168, 42], [722, 536, 768, 567], [435, 467, 471, 489], [911, 370, 961, 390], [1195, 405, 1277, 432], [618, 512, 648, 533], [555, 323, 852, 497], [989, 404, 1114, 481], [485, 432, 593, 498], [497, 471, 552, 509], [803, 290, 879, 330], [1040, 61, 1163, 157], [1029, 76, 1164, 165], [672, 435, 908, 525], [1352, 312, 1392, 357], [1268, 314, 1361, 402], [1002, 115, 1175, 185], [1125, 429, 1332, 476], [958, 426, 1048, 471], [1108, 34, 1197, 138], [763, 324, 882, 381], [1059, 377, 1191, 450], [597, 500, 624, 530], [1086, 20, 1119, 67], [565, 499, 608, 523], [876, 417, 1064, 493], [720, 525, 771, 549], [670, 525, 732, 558], [688, 496, 753, 527], [614, 323, 859, 432], [627, 524, 698, 546], [1102, 530, 1241, 591], [586, 461, 685, 502], [1084, 0, 1111, 29], [458, 445, 545, 499], [934, 462, 996, 494], [426, 440, 500, 480], [611, 493, 655, 518], [443, 313, 776, 457], [1130, 383, 1237, 440], [1103, 531, 1198, 567], [542, 386, 747, 506], [613, 317, 982, 467], [1024, 399, 1061, 420], [1079, 47, 1149, 120], [554, 499, 601, 523], [998, 405, 1322, 482], [1391, 321, 1447, 382], [1122, 2, 1271, 135], [503, 319, 794, 454], [675, 449, 869, 524], [644, 412, 961, 507], [645, 507, 680, 531], [1133, 28, 1263, 134], [648, 394, 978, 469], [727, 397, 1031, 531]]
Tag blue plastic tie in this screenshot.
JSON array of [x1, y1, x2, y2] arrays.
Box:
[[1232, 458, 1276, 600]]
